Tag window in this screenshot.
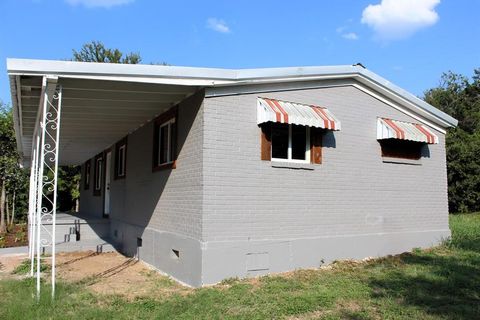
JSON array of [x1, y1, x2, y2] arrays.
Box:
[[158, 119, 175, 164], [115, 137, 127, 179], [271, 124, 310, 163], [153, 107, 177, 170], [93, 154, 103, 196], [84, 160, 91, 190], [380, 139, 423, 160], [261, 123, 323, 164]]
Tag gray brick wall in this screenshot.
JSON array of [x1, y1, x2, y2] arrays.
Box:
[[80, 91, 205, 241], [78, 81, 451, 286], [202, 84, 449, 242], [79, 163, 104, 218]]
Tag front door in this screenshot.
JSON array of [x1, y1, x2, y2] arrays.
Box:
[[104, 151, 112, 217]]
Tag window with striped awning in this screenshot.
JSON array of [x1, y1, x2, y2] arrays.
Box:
[[257, 98, 341, 131], [377, 118, 438, 144]]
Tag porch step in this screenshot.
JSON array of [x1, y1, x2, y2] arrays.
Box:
[[39, 213, 115, 254], [43, 239, 116, 254], [43, 214, 110, 242]]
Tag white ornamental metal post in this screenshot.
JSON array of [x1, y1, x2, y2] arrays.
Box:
[[34, 84, 62, 300], [28, 142, 38, 277]]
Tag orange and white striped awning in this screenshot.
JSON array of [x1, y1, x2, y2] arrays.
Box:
[[377, 118, 438, 144], [257, 97, 341, 130]]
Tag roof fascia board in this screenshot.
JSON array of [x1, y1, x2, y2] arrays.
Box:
[[51, 74, 232, 86], [235, 65, 358, 80], [357, 69, 457, 127], [7, 58, 237, 81]]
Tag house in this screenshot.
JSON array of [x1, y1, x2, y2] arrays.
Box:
[[8, 59, 457, 287]]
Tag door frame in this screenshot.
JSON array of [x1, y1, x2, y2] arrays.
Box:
[[103, 147, 113, 218]]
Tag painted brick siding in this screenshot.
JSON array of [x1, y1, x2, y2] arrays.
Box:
[[202, 84, 449, 242], [79, 163, 103, 218], [79, 91, 204, 240]]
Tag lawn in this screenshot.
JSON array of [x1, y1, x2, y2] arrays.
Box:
[[1, 214, 479, 320]]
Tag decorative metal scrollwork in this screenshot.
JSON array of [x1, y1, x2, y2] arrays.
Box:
[[38, 86, 61, 249], [29, 83, 63, 299]]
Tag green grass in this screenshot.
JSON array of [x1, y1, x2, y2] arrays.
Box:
[[12, 258, 51, 275], [1, 213, 479, 319]]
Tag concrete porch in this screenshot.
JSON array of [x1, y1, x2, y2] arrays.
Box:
[[41, 212, 115, 254]]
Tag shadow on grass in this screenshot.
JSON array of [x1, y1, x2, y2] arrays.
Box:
[[57, 251, 99, 267], [367, 221, 480, 319], [77, 257, 138, 286]]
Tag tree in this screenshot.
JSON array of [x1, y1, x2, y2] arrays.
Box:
[[57, 166, 81, 212], [0, 103, 27, 232], [424, 69, 480, 213], [72, 41, 142, 64]]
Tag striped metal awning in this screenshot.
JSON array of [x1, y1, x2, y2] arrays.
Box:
[[257, 97, 341, 130], [377, 118, 438, 144]]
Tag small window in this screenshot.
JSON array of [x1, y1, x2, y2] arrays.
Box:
[[158, 119, 175, 164], [271, 124, 310, 163], [84, 160, 91, 190], [261, 123, 322, 164], [380, 139, 423, 160], [115, 137, 127, 179], [153, 107, 177, 170], [93, 154, 103, 196]]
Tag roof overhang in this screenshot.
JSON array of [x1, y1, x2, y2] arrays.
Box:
[[7, 58, 457, 166]]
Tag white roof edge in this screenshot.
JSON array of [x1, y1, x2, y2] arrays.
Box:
[[7, 58, 457, 128]]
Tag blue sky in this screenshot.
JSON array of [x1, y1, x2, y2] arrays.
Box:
[[0, 0, 478, 104]]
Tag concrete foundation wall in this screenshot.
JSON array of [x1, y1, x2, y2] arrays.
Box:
[[201, 229, 450, 283]]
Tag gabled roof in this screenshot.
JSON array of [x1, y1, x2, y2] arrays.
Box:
[[7, 58, 457, 165]]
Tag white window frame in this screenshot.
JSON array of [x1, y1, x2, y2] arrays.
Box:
[[271, 124, 310, 164], [95, 157, 103, 191], [117, 144, 126, 177], [158, 118, 175, 166]]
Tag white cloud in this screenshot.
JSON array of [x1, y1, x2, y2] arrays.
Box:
[[206, 18, 231, 33], [336, 26, 359, 40], [342, 32, 359, 40], [65, 0, 134, 8], [361, 0, 440, 40]]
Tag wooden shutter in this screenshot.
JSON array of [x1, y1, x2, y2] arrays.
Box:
[[260, 124, 272, 161], [310, 128, 322, 164], [84, 160, 91, 190]]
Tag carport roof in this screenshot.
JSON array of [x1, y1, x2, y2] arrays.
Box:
[[7, 58, 457, 166]]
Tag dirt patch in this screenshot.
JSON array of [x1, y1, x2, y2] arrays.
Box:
[[287, 300, 378, 320], [0, 224, 28, 248], [0, 250, 192, 300], [54, 251, 191, 300], [0, 253, 29, 277]]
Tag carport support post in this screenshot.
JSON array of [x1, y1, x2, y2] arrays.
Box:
[[35, 90, 47, 300], [28, 141, 39, 277], [50, 86, 62, 298], [34, 82, 62, 300]]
